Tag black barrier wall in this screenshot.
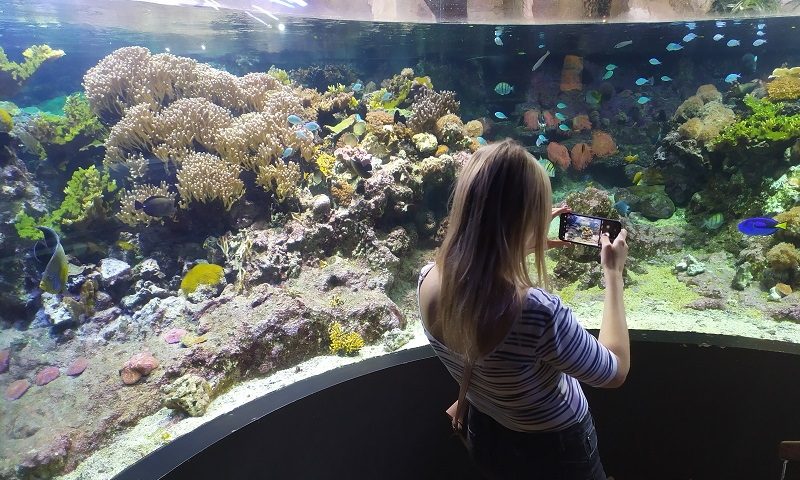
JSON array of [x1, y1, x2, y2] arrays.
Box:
[[115, 332, 800, 480]]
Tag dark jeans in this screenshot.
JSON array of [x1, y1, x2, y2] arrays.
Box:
[[466, 405, 607, 480]]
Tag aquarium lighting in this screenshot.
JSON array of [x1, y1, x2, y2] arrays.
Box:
[[278, 23, 286, 31], [245, 10, 271, 27], [252, 4, 280, 20], [289, 0, 308, 6], [269, 0, 295, 8]]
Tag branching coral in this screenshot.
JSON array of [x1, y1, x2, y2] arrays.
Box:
[[407, 87, 460, 134], [329, 321, 364, 356], [256, 160, 302, 202], [176, 152, 244, 210]]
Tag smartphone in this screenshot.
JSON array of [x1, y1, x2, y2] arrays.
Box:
[[558, 213, 622, 248]]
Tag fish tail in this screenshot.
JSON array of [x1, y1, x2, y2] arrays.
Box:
[[134, 200, 144, 210], [776, 222, 788, 230]]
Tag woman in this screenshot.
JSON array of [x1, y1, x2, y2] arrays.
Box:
[[418, 139, 629, 479]]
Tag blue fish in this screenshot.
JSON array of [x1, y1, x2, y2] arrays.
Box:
[[727, 39, 740, 47], [649, 58, 662, 65], [295, 130, 309, 140], [713, 34, 724, 41], [558, 124, 570, 131], [536, 134, 548, 147], [538, 44, 545, 49], [635, 77, 653, 86], [716, 20, 726, 27], [355, 114, 363, 122], [683, 32, 698, 42], [557, 102, 567, 109], [304, 121, 320, 131], [738, 217, 786, 236], [685, 22, 696, 30], [660, 76, 673, 82], [555, 112, 566, 121], [476, 136, 488, 145], [724, 73, 741, 83], [753, 39, 767, 46], [494, 111, 508, 120], [494, 82, 513, 95], [494, 36, 503, 46], [602, 70, 614, 80], [351, 82, 363, 92], [381, 91, 393, 102], [605, 64, 618, 71], [757, 23, 766, 29], [287, 114, 302, 125], [666, 42, 683, 51], [35, 226, 68, 294], [282, 147, 294, 158], [637, 96, 651, 104], [614, 200, 631, 216]]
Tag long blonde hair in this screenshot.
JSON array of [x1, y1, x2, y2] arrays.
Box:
[[435, 138, 552, 362]]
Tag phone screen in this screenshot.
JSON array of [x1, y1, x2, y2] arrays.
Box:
[[559, 213, 622, 248]]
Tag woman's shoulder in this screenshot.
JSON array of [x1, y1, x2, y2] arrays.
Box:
[[522, 287, 566, 316]]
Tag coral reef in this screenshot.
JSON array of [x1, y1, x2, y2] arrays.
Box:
[[180, 263, 225, 294], [560, 55, 583, 92], [407, 87, 459, 134], [0, 44, 65, 97], [329, 321, 365, 356], [547, 142, 571, 170]]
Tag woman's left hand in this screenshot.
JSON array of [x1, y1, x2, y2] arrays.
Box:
[[547, 206, 572, 249]]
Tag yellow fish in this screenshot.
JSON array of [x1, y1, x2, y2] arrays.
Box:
[[36, 226, 68, 294], [632, 171, 643, 185], [624, 154, 639, 163]]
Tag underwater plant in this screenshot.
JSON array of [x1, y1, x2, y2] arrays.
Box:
[[711, 95, 800, 149], [328, 321, 365, 356], [0, 44, 65, 97]]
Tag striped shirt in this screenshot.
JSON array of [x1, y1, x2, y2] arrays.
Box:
[[418, 263, 618, 432]]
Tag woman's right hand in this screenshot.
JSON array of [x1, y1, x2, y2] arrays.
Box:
[[600, 229, 628, 274]]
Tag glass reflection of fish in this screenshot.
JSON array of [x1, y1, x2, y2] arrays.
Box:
[[36, 226, 68, 294], [135, 195, 177, 218], [737, 217, 787, 236]]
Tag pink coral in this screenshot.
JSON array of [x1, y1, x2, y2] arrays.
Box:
[[34, 366, 60, 386], [120, 352, 159, 385], [542, 111, 559, 129], [572, 114, 592, 131], [5, 379, 30, 400], [164, 328, 188, 344], [570, 143, 593, 171], [547, 142, 571, 170], [591, 131, 617, 157], [523, 110, 540, 130], [66, 357, 88, 376]]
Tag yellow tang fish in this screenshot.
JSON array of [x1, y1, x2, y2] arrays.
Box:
[[624, 154, 639, 163], [36, 226, 68, 294], [632, 171, 643, 185]]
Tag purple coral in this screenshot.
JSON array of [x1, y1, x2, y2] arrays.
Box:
[[334, 146, 376, 177]]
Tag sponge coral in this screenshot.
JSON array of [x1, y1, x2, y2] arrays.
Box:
[[766, 242, 800, 271], [767, 74, 800, 101], [176, 152, 244, 210]]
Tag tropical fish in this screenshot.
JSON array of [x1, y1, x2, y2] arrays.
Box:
[[685, 22, 696, 30], [713, 34, 725, 41], [614, 200, 631, 216], [134, 195, 176, 218], [666, 43, 683, 51], [351, 82, 363, 92], [632, 171, 643, 185], [325, 115, 356, 135], [381, 91, 393, 102], [702, 213, 724, 230], [494, 36, 503, 46], [536, 134, 548, 147], [494, 112, 508, 120], [353, 120, 367, 136], [304, 121, 320, 131], [282, 147, 294, 158], [757, 23, 765, 29], [555, 112, 566, 121], [726, 39, 740, 47], [36, 226, 68, 294], [724, 73, 741, 84], [624, 154, 639, 163], [340, 132, 359, 147], [756, 30, 765, 37], [637, 96, 651, 104], [538, 158, 555, 177], [585, 90, 602, 105], [683, 32, 698, 42], [605, 64, 618, 71], [649, 58, 662, 65], [753, 39, 767, 46], [494, 82, 513, 95], [393, 109, 407, 124], [614, 40, 633, 48], [737, 217, 787, 236], [558, 124, 570, 131], [531, 50, 550, 71], [556, 102, 567, 109], [716, 21, 726, 27], [287, 114, 302, 125], [635, 77, 654, 86], [660, 76, 673, 82], [295, 130, 309, 140], [602, 70, 614, 80], [476, 136, 488, 145], [538, 44, 545, 49], [355, 114, 363, 122]]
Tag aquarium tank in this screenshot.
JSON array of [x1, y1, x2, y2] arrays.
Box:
[[1, 0, 800, 477]]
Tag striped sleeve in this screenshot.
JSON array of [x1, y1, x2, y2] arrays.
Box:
[[530, 289, 618, 387]]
